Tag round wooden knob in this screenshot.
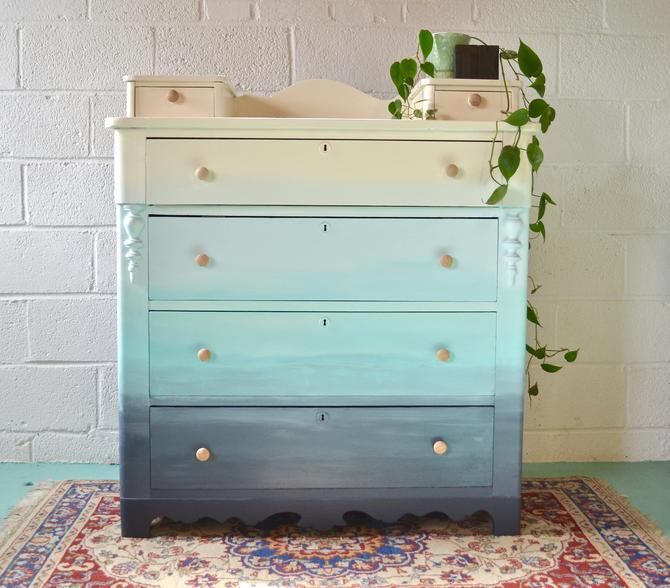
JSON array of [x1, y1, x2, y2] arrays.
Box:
[[446, 164, 459, 178], [166, 89, 180, 103], [197, 348, 211, 362], [195, 447, 211, 462], [436, 348, 451, 362], [440, 254, 454, 268], [433, 440, 448, 455], [195, 253, 210, 267], [195, 166, 209, 181], [468, 93, 482, 107]]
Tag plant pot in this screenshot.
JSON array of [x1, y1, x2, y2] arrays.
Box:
[[428, 32, 471, 78]]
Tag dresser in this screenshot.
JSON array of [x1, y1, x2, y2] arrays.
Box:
[[108, 76, 532, 538]]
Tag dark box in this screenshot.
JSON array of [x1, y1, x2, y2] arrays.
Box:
[[455, 45, 499, 79]]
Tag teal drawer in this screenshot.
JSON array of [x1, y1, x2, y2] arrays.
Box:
[[149, 311, 496, 398], [147, 216, 498, 301], [150, 406, 494, 489]]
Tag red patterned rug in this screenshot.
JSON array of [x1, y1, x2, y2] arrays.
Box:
[[1, 478, 669, 587]]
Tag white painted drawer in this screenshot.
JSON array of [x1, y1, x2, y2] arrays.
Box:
[[433, 90, 508, 121], [134, 86, 215, 117], [145, 139, 497, 206]]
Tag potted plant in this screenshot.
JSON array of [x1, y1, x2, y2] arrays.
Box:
[[389, 31, 579, 397]]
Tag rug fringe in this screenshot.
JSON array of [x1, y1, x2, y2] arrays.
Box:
[[0, 480, 62, 551]]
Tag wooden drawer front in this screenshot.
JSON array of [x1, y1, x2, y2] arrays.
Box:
[[150, 406, 494, 489], [434, 91, 508, 121], [148, 216, 498, 301], [145, 139, 496, 206], [135, 86, 214, 117], [149, 311, 496, 398]]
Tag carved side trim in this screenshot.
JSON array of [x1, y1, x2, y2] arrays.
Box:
[[122, 205, 145, 284], [502, 213, 523, 287]]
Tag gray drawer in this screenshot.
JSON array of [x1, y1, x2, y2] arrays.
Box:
[[150, 406, 494, 490]]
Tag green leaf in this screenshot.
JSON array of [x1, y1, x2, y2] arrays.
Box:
[[530, 219, 546, 240], [500, 48, 518, 60], [528, 382, 539, 397], [527, 304, 542, 326], [486, 184, 508, 205], [527, 140, 544, 172], [420, 61, 435, 77], [526, 345, 547, 359], [390, 61, 402, 89], [542, 191, 556, 205], [400, 58, 418, 80], [498, 145, 520, 181], [541, 363, 562, 373], [528, 98, 549, 118], [398, 83, 410, 100], [425, 108, 437, 120], [518, 40, 542, 77], [529, 72, 546, 97], [413, 109, 423, 119], [387, 99, 402, 119], [537, 191, 555, 220], [504, 108, 530, 127], [419, 29, 433, 61], [564, 349, 579, 362], [540, 106, 556, 133]]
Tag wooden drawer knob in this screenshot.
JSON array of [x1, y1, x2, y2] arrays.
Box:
[[440, 254, 454, 268], [468, 93, 482, 107], [446, 163, 459, 178], [436, 348, 451, 362], [195, 447, 211, 462], [197, 348, 212, 362], [195, 166, 210, 181], [166, 89, 180, 103], [195, 253, 210, 267], [433, 439, 448, 455]]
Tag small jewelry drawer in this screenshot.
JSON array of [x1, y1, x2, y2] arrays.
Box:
[[134, 86, 215, 117], [147, 216, 499, 302], [145, 138, 498, 206], [148, 311, 497, 398], [432, 90, 509, 121], [149, 406, 494, 489]]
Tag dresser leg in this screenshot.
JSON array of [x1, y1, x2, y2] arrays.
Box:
[[120, 499, 154, 538], [491, 498, 521, 536]]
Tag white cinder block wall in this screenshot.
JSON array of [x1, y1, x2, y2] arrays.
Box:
[[0, 0, 668, 463]]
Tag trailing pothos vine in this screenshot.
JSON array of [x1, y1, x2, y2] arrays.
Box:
[[388, 31, 579, 398]]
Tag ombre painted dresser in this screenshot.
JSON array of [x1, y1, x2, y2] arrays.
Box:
[[108, 76, 532, 538]]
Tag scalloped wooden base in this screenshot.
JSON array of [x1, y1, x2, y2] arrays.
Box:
[[120, 495, 521, 538]]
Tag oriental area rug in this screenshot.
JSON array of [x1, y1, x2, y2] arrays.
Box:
[[1, 478, 669, 587]]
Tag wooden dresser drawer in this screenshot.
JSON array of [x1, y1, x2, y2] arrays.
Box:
[[134, 86, 215, 117], [148, 216, 498, 301], [149, 311, 496, 398], [145, 139, 497, 206], [433, 90, 508, 121], [150, 406, 494, 489]]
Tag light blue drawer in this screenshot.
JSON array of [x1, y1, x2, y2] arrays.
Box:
[[149, 311, 496, 398], [147, 216, 498, 301], [150, 406, 494, 489]]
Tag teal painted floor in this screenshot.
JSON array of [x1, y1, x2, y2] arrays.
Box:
[[1, 462, 668, 535]]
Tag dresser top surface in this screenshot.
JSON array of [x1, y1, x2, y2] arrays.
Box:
[[106, 116, 538, 137]]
